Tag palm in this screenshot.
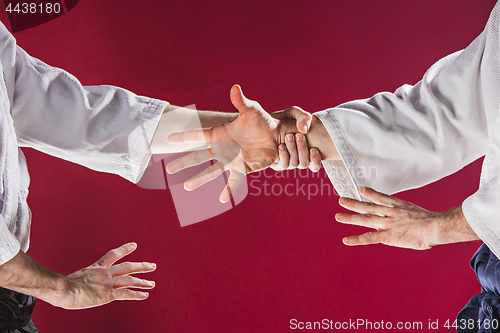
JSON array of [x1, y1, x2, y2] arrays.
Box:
[[212, 104, 282, 173], [167, 85, 297, 202]]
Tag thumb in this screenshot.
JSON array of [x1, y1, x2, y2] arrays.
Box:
[[230, 84, 260, 114], [283, 106, 312, 134]]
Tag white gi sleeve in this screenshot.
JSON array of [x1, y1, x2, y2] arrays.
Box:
[[314, 2, 500, 254], [0, 213, 20, 265], [0, 23, 167, 183]]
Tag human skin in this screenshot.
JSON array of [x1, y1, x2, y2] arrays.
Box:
[[0, 243, 156, 309], [167, 89, 480, 250], [0, 89, 312, 309]]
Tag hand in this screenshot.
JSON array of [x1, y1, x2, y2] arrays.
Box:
[[166, 85, 311, 203], [335, 187, 478, 250], [55, 243, 156, 309], [271, 133, 322, 172], [269, 105, 312, 135]]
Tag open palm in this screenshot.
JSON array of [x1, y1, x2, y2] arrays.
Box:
[[166, 85, 301, 202]]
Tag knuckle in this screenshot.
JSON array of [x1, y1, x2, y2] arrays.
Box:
[[109, 248, 120, 256], [175, 159, 184, 169], [122, 262, 133, 270], [297, 142, 307, 151]]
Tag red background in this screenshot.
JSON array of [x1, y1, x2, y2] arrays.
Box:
[[0, 0, 496, 332]]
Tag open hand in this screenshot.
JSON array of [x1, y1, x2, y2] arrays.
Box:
[[166, 85, 309, 202], [57, 243, 156, 309], [336, 187, 447, 250]]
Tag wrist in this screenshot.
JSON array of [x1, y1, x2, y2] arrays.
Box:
[[36, 273, 71, 308], [305, 115, 339, 161], [432, 206, 480, 246]]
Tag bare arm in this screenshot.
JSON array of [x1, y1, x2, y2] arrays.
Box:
[[164, 104, 239, 128], [0, 243, 156, 309]]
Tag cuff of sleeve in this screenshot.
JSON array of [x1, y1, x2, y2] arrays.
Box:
[[314, 109, 368, 201], [462, 195, 500, 258], [0, 218, 21, 266], [127, 98, 169, 184]]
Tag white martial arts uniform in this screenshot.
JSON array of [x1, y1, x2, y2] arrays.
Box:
[[315, 1, 500, 257], [0, 21, 168, 265]]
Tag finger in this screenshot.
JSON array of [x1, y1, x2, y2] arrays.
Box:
[[230, 84, 262, 114], [342, 231, 386, 246], [335, 212, 385, 229], [309, 148, 322, 173], [113, 276, 156, 290], [220, 171, 245, 203], [110, 262, 157, 277], [338, 197, 393, 216], [167, 128, 212, 144], [359, 187, 400, 207], [284, 106, 312, 134], [96, 243, 137, 268], [112, 289, 150, 301], [166, 149, 213, 174], [184, 162, 225, 191], [274, 144, 290, 171], [295, 133, 309, 169], [270, 161, 281, 171], [284, 134, 299, 168]]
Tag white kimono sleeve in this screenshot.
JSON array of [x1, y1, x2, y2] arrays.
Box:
[[314, 1, 500, 254], [0, 23, 167, 183]]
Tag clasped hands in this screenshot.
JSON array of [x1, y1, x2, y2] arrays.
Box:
[[166, 84, 322, 202], [56, 85, 477, 310], [165, 85, 479, 251]]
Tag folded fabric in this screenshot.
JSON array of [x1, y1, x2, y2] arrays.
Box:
[[458, 244, 500, 333]]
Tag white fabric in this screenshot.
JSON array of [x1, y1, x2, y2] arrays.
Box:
[[315, 1, 500, 257], [0, 21, 167, 265]]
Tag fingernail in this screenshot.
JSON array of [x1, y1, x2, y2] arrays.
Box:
[[279, 145, 285, 151], [336, 213, 344, 219], [286, 134, 293, 142], [142, 292, 149, 298], [311, 149, 318, 156], [151, 263, 157, 269], [129, 242, 137, 248], [339, 197, 347, 204], [296, 134, 303, 141], [359, 187, 365, 193], [149, 281, 156, 287], [301, 124, 308, 133]]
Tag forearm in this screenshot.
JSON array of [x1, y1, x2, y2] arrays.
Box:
[[433, 205, 481, 245], [150, 105, 238, 154], [304, 115, 340, 161], [0, 250, 67, 306], [164, 104, 238, 128]]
